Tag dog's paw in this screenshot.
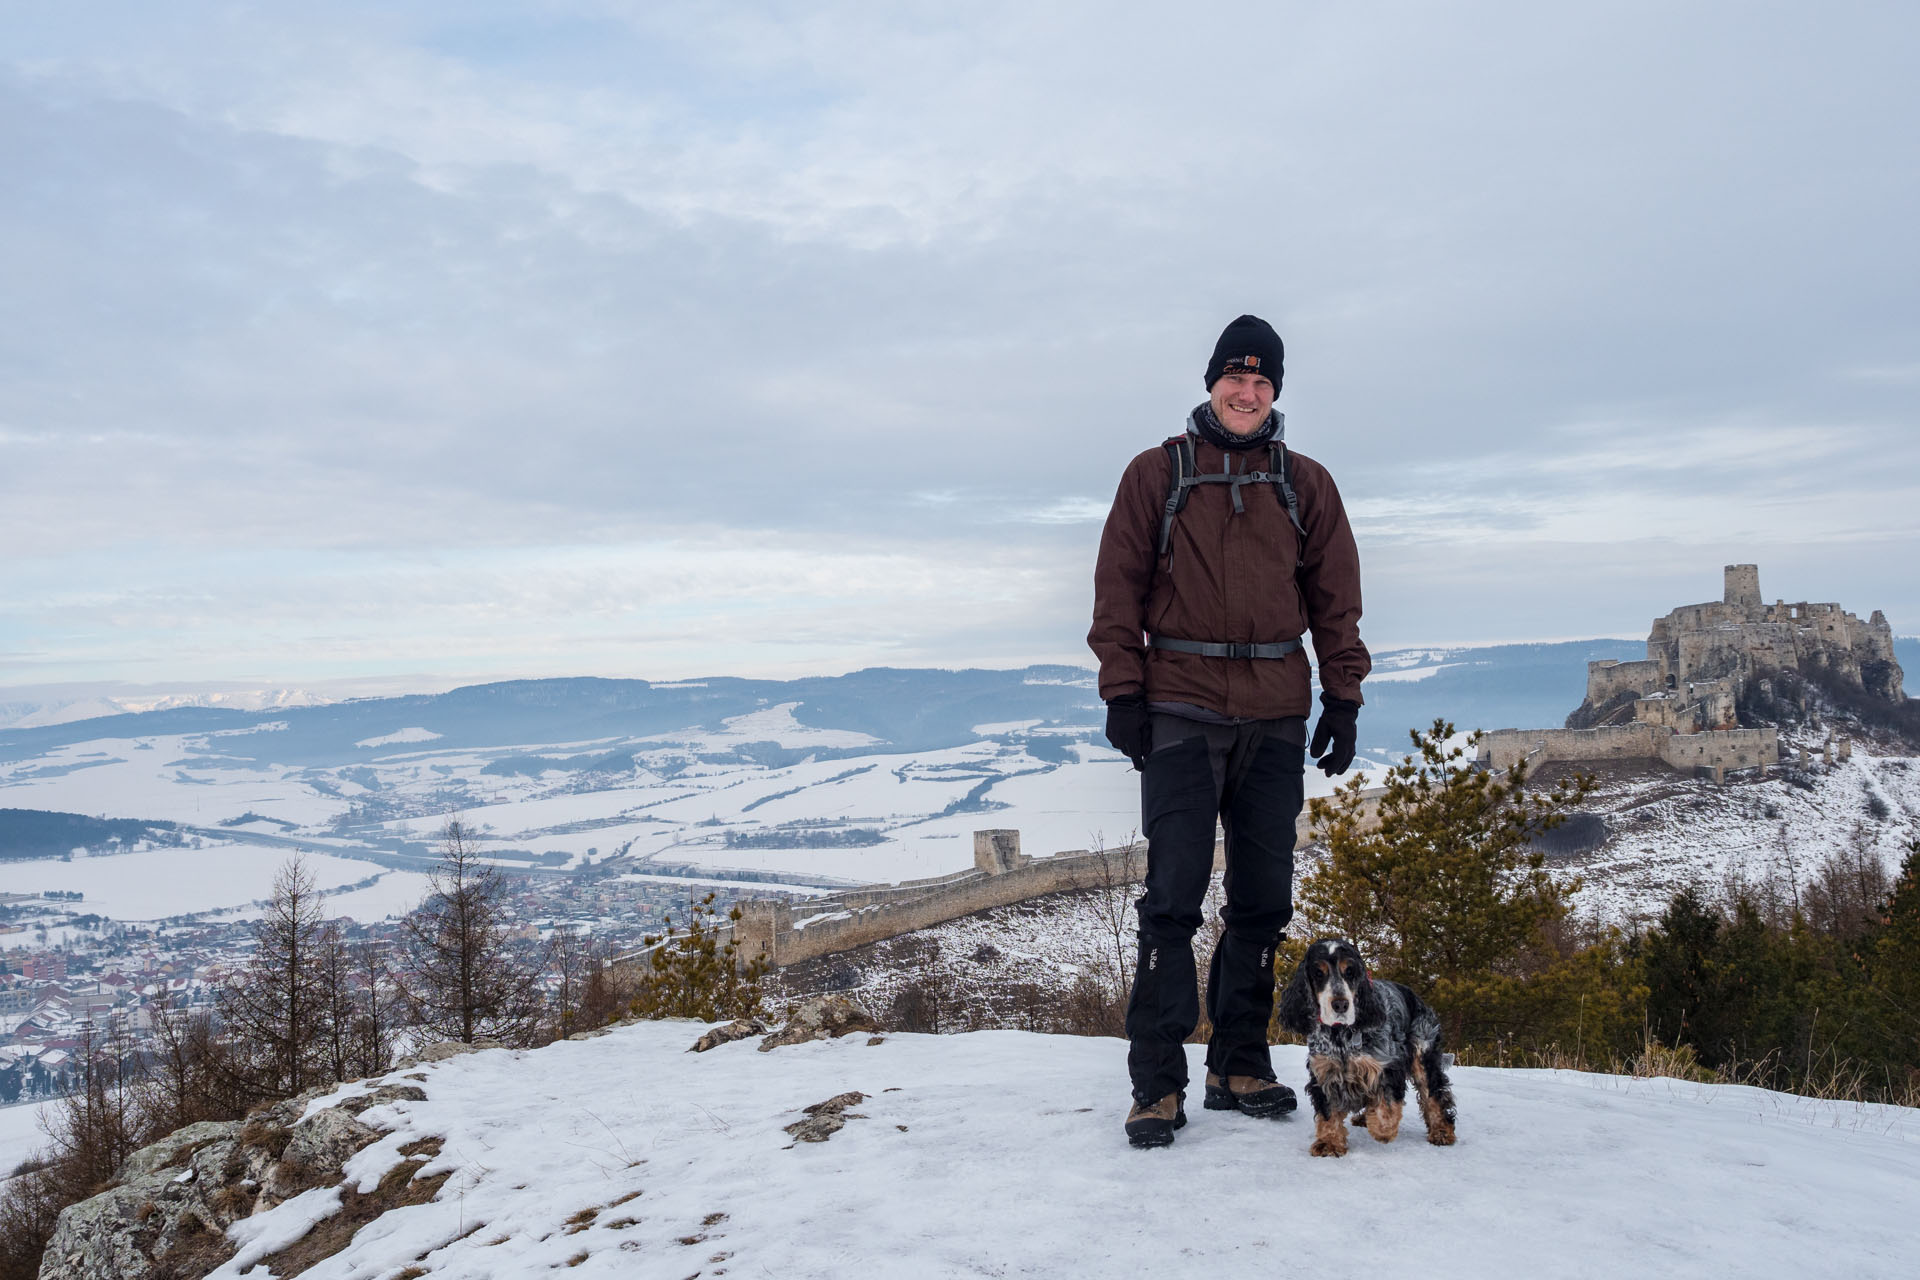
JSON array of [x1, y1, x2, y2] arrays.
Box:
[[1426, 1124, 1456, 1146], [1309, 1138, 1346, 1158]]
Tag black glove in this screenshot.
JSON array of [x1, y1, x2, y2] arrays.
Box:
[[1310, 693, 1360, 776], [1104, 693, 1152, 771]]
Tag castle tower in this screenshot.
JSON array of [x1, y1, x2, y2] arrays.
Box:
[[1724, 564, 1762, 617]]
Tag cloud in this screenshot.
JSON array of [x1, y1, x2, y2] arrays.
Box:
[[3, 1, 1917, 683]]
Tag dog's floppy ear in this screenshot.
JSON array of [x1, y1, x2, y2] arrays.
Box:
[[1276, 958, 1314, 1035], [1355, 969, 1386, 1025]]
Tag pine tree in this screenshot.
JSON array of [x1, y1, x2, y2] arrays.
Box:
[[628, 893, 768, 1022], [1861, 839, 1920, 1075], [395, 819, 543, 1046], [1299, 721, 1610, 1049], [1303, 720, 1594, 987]]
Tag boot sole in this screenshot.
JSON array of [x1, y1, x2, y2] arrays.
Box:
[[1205, 1083, 1298, 1118], [1125, 1107, 1188, 1148]]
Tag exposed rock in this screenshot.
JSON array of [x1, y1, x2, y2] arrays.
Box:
[[759, 996, 878, 1051], [335, 1082, 429, 1117], [783, 1092, 869, 1144], [691, 1017, 769, 1053], [39, 1083, 414, 1280], [119, 1120, 241, 1180], [395, 1038, 504, 1068]]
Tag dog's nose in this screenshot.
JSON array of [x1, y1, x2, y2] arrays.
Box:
[[1331, 995, 1349, 1013]]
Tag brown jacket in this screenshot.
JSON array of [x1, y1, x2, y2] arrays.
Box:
[[1088, 430, 1370, 718]]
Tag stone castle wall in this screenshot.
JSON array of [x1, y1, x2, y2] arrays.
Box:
[[1478, 723, 1777, 779], [1518, 564, 1904, 777], [728, 837, 1153, 968], [1585, 658, 1664, 705], [611, 787, 1395, 973], [1580, 565, 1904, 711]]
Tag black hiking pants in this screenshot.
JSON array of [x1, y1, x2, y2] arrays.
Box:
[[1126, 714, 1303, 1105]]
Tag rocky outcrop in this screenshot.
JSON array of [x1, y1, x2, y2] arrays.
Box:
[[38, 1081, 428, 1280], [783, 1092, 868, 1144], [759, 996, 878, 1050], [690, 1017, 769, 1052]]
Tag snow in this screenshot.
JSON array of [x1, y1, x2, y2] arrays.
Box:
[[0, 1100, 56, 1176], [321, 872, 435, 922], [1556, 744, 1920, 924], [703, 702, 880, 749], [354, 727, 442, 749], [0, 734, 350, 829], [213, 1186, 342, 1277], [0, 845, 413, 921], [248, 1020, 1917, 1278], [1366, 662, 1457, 683], [2, 705, 1910, 933]]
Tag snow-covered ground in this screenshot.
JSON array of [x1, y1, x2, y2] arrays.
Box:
[[1556, 740, 1920, 925], [215, 1019, 1918, 1278]]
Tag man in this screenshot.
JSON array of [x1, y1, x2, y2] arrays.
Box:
[[1089, 313, 1369, 1148]]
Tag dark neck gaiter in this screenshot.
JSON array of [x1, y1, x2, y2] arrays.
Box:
[[1191, 401, 1280, 451]]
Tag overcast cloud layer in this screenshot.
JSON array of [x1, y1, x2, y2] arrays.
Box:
[[4, 1, 1917, 688]]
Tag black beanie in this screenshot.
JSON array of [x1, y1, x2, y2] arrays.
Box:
[[1205, 314, 1284, 392]]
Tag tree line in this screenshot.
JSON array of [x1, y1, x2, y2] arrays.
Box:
[[1292, 722, 1920, 1104]]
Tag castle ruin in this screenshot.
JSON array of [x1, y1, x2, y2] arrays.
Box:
[[1478, 565, 1903, 780]]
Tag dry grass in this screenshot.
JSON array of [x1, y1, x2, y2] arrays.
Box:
[[251, 1141, 449, 1279], [1452, 1033, 1920, 1108]]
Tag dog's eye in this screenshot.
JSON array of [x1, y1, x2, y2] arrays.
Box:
[[1315, 961, 1330, 977]]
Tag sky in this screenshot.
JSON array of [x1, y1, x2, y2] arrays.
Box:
[[3, 1, 1917, 693]]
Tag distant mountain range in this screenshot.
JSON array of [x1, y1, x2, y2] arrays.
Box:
[[0, 637, 1818, 765]]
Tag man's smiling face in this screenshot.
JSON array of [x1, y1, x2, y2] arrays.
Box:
[[1209, 370, 1275, 436]]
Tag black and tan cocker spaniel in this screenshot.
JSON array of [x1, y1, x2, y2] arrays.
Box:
[[1277, 938, 1458, 1157]]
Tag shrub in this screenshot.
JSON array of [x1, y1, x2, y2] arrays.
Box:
[[627, 893, 768, 1022]]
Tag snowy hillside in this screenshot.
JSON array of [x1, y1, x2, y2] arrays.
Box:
[[107, 1018, 1920, 1279], [1539, 737, 1920, 925]]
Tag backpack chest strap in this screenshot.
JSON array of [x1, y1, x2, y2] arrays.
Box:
[[1158, 432, 1307, 556]]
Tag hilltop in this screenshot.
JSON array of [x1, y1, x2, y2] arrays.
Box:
[[38, 1018, 1920, 1278]]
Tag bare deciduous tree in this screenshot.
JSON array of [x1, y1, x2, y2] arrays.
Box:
[[1076, 831, 1144, 1000], [396, 818, 543, 1046], [314, 922, 356, 1083], [219, 855, 329, 1100], [545, 926, 603, 1042], [352, 939, 397, 1077]]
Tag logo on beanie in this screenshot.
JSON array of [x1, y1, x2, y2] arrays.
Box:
[[1235, 355, 1261, 369]]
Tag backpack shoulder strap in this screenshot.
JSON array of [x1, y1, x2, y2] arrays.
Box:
[[1270, 441, 1307, 538], [1157, 433, 1197, 558]]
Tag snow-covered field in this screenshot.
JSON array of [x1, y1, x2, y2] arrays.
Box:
[[3, 688, 1914, 934], [212, 1019, 1918, 1278], [0, 1099, 56, 1176], [0, 845, 430, 923]]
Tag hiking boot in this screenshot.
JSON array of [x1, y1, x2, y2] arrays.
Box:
[[1124, 1092, 1187, 1148], [1203, 1072, 1298, 1118]]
